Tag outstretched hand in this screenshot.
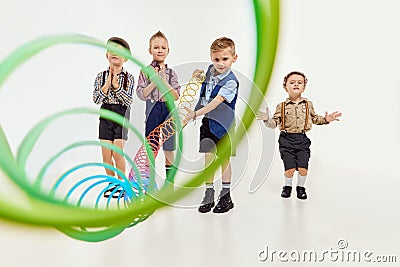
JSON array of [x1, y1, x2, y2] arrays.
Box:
[[183, 107, 195, 126], [256, 107, 270, 121], [325, 111, 342, 123]]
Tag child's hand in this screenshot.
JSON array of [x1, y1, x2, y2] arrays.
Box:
[[110, 68, 119, 89], [325, 111, 342, 123], [146, 65, 158, 81], [192, 69, 205, 81], [102, 71, 113, 94], [159, 66, 167, 81], [182, 107, 196, 125], [256, 107, 270, 121]]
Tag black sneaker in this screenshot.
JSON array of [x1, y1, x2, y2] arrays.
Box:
[[198, 188, 215, 213], [103, 184, 124, 198], [111, 189, 125, 199], [296, 186, 307, 200], [212, 192, 234, 213], [281, 186, 292, 198]]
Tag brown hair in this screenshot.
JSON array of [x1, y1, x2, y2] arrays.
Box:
[[107, 37, 131, 55], [283, 71, 308, 88], [149, 31, 169, 48], [210, 37, 236, 54]]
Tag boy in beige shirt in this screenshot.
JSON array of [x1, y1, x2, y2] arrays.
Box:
[[257, 71, 341, 199]]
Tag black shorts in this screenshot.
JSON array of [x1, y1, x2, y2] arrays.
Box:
[[99, 104, 130, 141], [199, 117, 235, 156], [278, 131, 311, 171]]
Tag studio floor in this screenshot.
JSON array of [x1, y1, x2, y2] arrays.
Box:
[[1, 148, 398, 267]]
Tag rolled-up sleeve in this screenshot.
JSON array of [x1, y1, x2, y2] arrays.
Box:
[[310, 101, 329, 125], [264, 103, 281, 129], [217, 80, 237, 103], [136, 70, 150, 101], [170, 69, 181, 96]]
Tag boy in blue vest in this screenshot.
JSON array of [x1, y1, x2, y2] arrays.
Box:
[[184, 37, 238, 213]]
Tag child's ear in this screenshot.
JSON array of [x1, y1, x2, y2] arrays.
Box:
[[233, 54, 238, 63], [106, 52, 109, 59], [148, 48, 152, 55]]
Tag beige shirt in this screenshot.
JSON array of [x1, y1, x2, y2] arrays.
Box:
[[264, 97, 328, 133]]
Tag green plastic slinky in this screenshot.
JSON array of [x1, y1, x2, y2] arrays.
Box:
[[0, 0, 279, 242]]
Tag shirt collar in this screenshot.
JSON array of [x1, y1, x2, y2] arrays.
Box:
[[210, 66, 231, 81], [285, 97, 308, 104], [151, 60, 168, 70], [107, 67, 125, 75]]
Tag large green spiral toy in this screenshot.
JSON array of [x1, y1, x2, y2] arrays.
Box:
[[0, 0, 279, 242]]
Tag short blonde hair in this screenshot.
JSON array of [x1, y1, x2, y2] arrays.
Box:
[[149, 31, 169, 48], [210, 37, 236, 55]]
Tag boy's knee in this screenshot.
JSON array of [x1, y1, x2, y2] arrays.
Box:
[[285, 168, 296, 177], [298, 168, 308, 176], [112, 151, 124, 161]]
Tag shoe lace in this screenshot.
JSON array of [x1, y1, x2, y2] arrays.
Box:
[[216, 194, 230, 206]]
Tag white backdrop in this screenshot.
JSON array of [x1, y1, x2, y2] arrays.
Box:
[[0, 0, 399, 266]]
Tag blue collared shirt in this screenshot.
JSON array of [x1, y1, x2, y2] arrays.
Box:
[[201, 67, 238, 106]]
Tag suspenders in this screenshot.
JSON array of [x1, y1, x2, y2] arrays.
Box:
[[304, 101, 309, 132], [281, 102, 286, 130], [101, 70, 128, 90], [281, 100, 309, 132]]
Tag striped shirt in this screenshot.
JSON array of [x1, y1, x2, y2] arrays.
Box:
[[93, 67, 135, 106]]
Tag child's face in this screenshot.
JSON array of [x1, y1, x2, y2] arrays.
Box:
[[210, 47, 237, 75], [285, 74, 306, 97], [106, 44, 128, 67], [149, 37, 169, 63]]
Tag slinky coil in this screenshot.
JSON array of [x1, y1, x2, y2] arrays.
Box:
[[128, 72, 205, 191], [0, 0, 280, 242]]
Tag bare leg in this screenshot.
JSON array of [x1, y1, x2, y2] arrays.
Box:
[[298, 167, 308, 176], [164, 150, 174, 166], [204, 152, 216, 184], [284, 168, 296, 178], [101, 139, 115, 177], [221, 158, 232, 183], [112, 139, 125, 180]]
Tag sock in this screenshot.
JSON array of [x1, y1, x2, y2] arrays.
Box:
[[221, 182, 231, 196], [203, 184, 215, 203], [297, 173, 307, 187], [205, 183, 214, 190], [165, 165, 174, 184], [284, 176, 293, 187]]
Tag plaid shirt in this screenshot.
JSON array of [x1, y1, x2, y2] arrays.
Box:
[[136, 61, 180, 102], [93, 67, 134, 106]]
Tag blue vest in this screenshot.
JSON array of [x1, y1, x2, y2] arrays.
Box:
[[195, 65, 239, 139]]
